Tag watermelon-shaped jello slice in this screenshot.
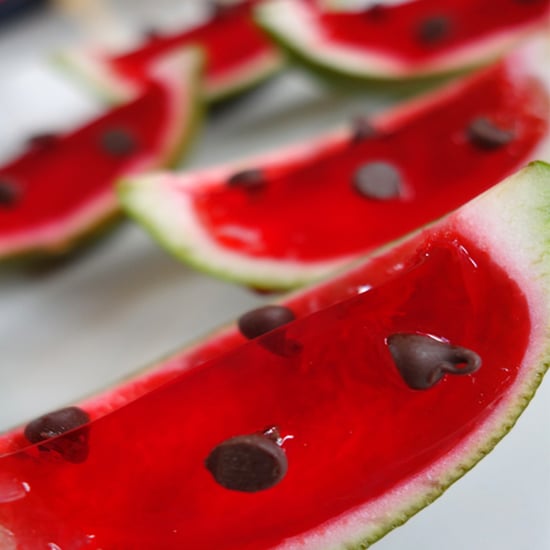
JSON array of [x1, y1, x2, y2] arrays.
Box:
[[1, 162, 549, 548], [61, 0, 283, 104], [0, 48, 202, 261], [119, 37, 550, 289], [257, 0, 550, 82]]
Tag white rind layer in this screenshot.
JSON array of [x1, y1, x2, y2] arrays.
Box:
[[119, 168, 360, 289]]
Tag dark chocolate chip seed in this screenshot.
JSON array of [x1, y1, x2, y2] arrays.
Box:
[[99, 128, 137, 157], [467, 117, 515, 150], [209, 1, 241, 19], [351, 117, 378, 144], [238, 305, 296, 340], [24, 406, 90, 463], [416, 15, 452, 45], [363, 3, 387, 20], [205, 433, 288, 492], [24, 406, 89, 443], [143, 27, 161, 41], [250, 286, 281, 296], [238, 304, 301, 357], [27, 132, 59, 150], [352, 161, 403, 200], [0, 180, 20, 207], [227, 168, 266, 190], [261, 331, 303, 358], [387, 333, 482, 390]]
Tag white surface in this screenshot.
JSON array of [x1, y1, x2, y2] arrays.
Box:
[[0, 2, 548, 550]]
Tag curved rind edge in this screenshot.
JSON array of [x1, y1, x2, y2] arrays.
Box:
[[117, 172, 356, 291], [254, 0, 548, 87]]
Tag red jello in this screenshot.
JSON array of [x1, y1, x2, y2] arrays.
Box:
[[193, 60, 549, 261]]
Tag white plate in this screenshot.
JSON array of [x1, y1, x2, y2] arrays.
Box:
[[0, 2, 548, 549]]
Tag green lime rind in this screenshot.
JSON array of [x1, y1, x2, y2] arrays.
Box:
[[118, 171, 341, 291], [254, 0, 527, 91], [353, 363, 548, 546], [262, 29, 476, 99], [0, 212, 123, 270]]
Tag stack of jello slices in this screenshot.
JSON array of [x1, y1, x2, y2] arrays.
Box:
[[0, 1, 549, 549]]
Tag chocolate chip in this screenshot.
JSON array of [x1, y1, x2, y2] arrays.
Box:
[[143, 27, 161, 41], [238, 304, 300, 358], [352, 161, 403, 200], [350, 117, 378, 144], [249, 286, 281, 296], [416, 15, 452, 45], [24, 407, 90, 463], [238, 305, 296, 340], [362, 3, 388, 20], [227, 168, 266, 191], [387, 333, 481, 390], [27, 132, 59, 150], [24, 407, 89, 443], [209, 1, 241, 19], [261, 331, 303, 358], [205, 432, 288, 492], [467, 118, 515, 150], [99, 128, 137, 157], [0, 180, 20, 207]]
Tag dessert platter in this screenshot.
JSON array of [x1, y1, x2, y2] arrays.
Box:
[[0, 0, 549, 548]]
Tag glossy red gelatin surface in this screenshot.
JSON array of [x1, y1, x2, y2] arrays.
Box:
[[193, 59, 549, 261], [110, 1, 274, 83], [321, 0, 550, 62], [0, 80, 171, 236], [0, 231, 530, 549]]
